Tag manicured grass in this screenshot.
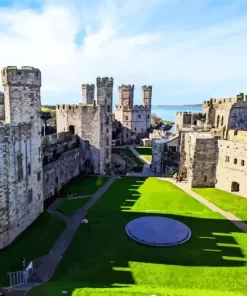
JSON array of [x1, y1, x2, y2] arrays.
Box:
[[28, 177, 247, 296], [134, 146, 152, 163], [193, 188, 247, 221], [0, 212, 66, 287], [57, 197, 90, 217], [60, 176, 109, 196]]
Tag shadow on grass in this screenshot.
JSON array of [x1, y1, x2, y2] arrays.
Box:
[[28, 177, 247, 295]]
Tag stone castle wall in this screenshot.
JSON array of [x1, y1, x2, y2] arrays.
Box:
[[43, 146, 88, 200], [0, 123, 43, 249]]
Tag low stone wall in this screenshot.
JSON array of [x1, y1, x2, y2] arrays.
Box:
[[43, 148, 86, 200]]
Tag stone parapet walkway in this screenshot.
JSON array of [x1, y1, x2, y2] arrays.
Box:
[[158, 177, 247, 233]]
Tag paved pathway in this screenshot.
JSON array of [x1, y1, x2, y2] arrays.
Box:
[[34, 175, 117, 283], [158, 177, 247, 233]]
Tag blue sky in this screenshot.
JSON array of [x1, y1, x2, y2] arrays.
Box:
[[1, 0, 247, 105]]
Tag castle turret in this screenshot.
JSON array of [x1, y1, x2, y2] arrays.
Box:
[[118, 84, 134, 109], [82, 84, 95, 105], [142, 85, 152, 108]]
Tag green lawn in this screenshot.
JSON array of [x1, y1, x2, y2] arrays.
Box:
[[57, 197, 90, 217], [193, 188, 247, 221], [60, 176, 109, 196], [28, 177, 247, 296], [134, 146, 152, 163], [0, 212, 66, 287]]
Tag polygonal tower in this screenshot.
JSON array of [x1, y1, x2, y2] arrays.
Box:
[[118, 84, 134, 109], [82, 84, 95, 105], [96, 77, 114, 173], [142, 85, 152, 108]]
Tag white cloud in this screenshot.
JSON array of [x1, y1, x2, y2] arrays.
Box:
[[0, 0, 247, 104]]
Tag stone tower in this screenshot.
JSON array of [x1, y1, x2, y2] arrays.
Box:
[[96, 77, 113, 172], [0, 66, 43, 248], [142, 85, 152, 108], [82, 84, 95, 105], [118, 84, 134, 109]]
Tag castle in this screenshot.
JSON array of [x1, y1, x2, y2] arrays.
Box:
[[177, 94, 247, 196], [0, 66, 153, 250], [114, 84, 152, 143]]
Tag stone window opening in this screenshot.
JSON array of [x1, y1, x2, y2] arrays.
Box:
[[225, 156, 230, 162], [147, 115, 150, 119], [234, 130, 238, 136], [241, 160, 245, 166], [28, 189, 33, 204], [17, 154, 23, 182], [106, 117, 109, 125], [17, 71, 22, 75], [107, 105, 110, 112], [107, 138, 109, 145], [216, 115, 220, 128], [138, 114, 141, 119], [36, 72, 39, 78], [107, 128, 109, 133], [28, 163, 31, 176], [204, 176, 207, 183], [231, 181, 239, 192], [125, 116, 128, 120], [234, 158, 237, 165], [221, 116, 224, 126], [37, 172, 41, 181], [134, 127, 136, 131]]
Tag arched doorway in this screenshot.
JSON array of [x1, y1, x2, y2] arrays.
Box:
[[231, 181, 239, 192], [208, 106, 216, 126], [216, 115, 220, 128], [69, 125, 75, 134]]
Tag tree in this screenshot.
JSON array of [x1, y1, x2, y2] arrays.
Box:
[[151, 113, 162, 127]]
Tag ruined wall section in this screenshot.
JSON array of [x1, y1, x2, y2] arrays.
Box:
[[97, 77, 113, 173], [43, 145, 88, 200], [179, 132, 218, 188], [216, 139, 247, 196], [0, 123, 43, 249]]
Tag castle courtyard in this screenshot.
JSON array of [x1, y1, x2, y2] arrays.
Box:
[[24, 177, 247, 296]]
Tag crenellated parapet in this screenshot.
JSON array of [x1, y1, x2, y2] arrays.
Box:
[[81, 84, 95, 90], [96, 77, 113, 87], [118, 84, 134, 91], [142, 85, 152, 91], [56, 104, 81, 111], [202, 93, 247, 107], [1, 66, 41, 86]]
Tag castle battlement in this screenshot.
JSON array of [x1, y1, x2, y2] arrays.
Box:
[[202, 93, 247, 107], [133, 105, 150, 111], [96, 77, 113, 87], [118, 84, 134, 91], [56, 104, 81, 111], [1, 66, 41, 86], [81, 84, 95, 90], [142, 85, 152, 90]]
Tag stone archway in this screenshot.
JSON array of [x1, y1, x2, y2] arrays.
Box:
[[208, 106, 216, 126], [231, 181, 239, 192], [69, 125, 75, 134]]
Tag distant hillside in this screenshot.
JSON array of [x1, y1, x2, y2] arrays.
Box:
[[41, 106, 56, 117], [154, 104, 202, 107]]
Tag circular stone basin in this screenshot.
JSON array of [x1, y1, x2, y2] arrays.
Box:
[[125, 216, 191, 247]]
